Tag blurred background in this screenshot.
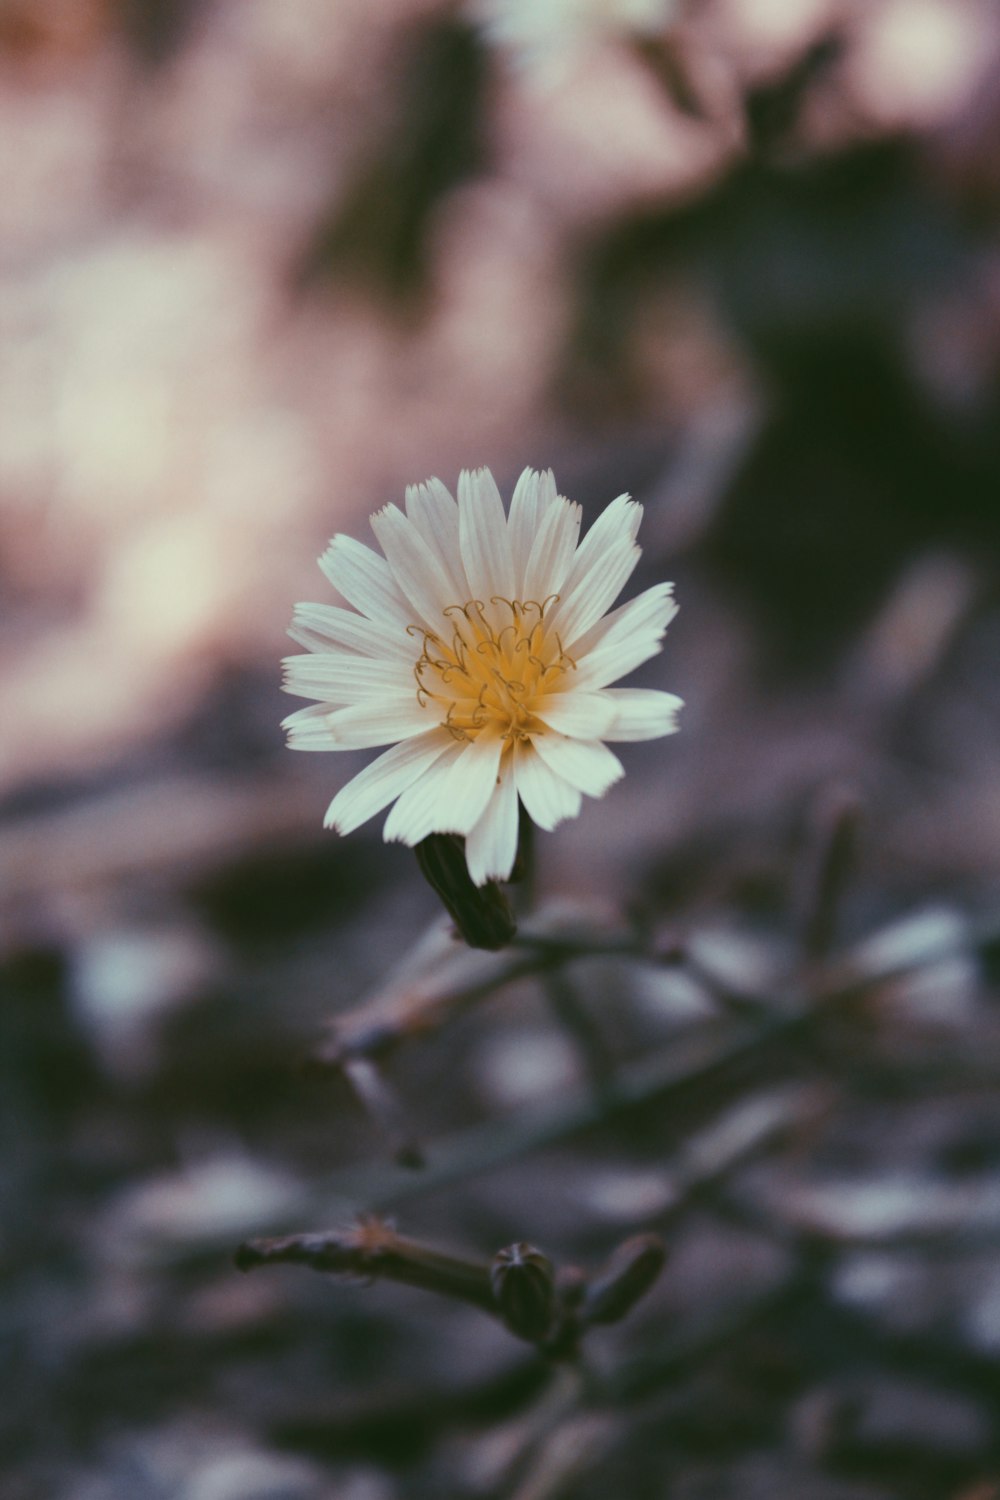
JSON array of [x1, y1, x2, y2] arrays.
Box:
[[3, 1, 1000, 1496]]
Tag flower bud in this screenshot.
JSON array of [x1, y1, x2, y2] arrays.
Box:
[[415, 834, 517, 950], [581, 1233, 666, 1326], [491, 1242, 556, 1341]]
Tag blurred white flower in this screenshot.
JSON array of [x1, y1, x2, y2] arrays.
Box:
[[470, 0, 676, 76], [283, 467, 680, 885]]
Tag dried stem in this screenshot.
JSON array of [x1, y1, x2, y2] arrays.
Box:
[[236, 1217, 497, 1317], [797, 784, 861, 962], [540, 966, 615, 1104], [341, 1058, 424, 1169], [236, 1219, 667, 1354], [314, 907, 685, 1072]]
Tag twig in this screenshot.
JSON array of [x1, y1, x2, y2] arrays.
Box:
[[341, 1058, 424, 1169], [236, 1219, 667, 1355], [314, 908, 685, 1070], [507, 1412, 621, 1500], [580, 1235, 668, 1327], [540, 966, 616, 1104], [612, 1265, 811, 1405], [714, 1177, 1000, 1258], [314, 947, 549, 1068], [236, 1216, 496, 1317], [797, 785, 861, 963], [342, 1022, 764, 1216]]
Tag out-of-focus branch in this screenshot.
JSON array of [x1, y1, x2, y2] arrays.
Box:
[[341, 1058, 424, 1169], [539, 967, 616, 1104], [313, 905, 686, 1072], [235, 1216, 497, 1317], [236, 1219, 667, 1356], [797, 785, 861, 963], [312, 905, 687, 1158]]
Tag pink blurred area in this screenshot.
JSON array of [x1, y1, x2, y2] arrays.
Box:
[[0, 0, 994, 798]]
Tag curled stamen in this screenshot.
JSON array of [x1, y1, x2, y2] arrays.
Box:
[[503, 715, 532, 743], [414, 664, 440, 704], [554, 634, 577, 670], [468, 599, 498, 642], [490, 595, 521, 619], [409, 589, 580, 746], [443, 703, 473, 741], [445, 599, 488, 627]]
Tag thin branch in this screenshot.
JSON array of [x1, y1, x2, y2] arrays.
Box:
[[313, 908, 685, 1070], [236, 1217, 497, 1317], [341, 1058, 424, 1169], [540, 966, 616, 1104], [797, 784, 861, 963], [236, 1220, 667, 1354]]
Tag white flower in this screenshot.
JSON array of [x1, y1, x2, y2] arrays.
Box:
[[470, 0, 675, 77], [283, 468, 681, 886]]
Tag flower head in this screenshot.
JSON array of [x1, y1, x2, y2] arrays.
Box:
[[283, 468, 680, 886]]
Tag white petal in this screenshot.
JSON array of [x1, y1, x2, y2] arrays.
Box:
[[439, 729, 505, 835], [532, 690, 617, 738], [384, 728, 505, 843], [288, 602, 413, 661], [572, 580, 676, 657], [383, 741, 466, 845], [572, 583, 678, 689], [458, 468, 516, 615], [551, 537, 641, 646], [324, 732, 453, 833], [404, 478, 468, 602], [600, 688, 684, 741], [281, 652, 416, 703], [508, 467, 557, 587], [557, 494, 640, 594], [514, 744, 582, 830], [506, 468, 539, 579], [289, 697, 434, 751], [281, 703, 341, 750], [532, 735, 623, 797], [318, 534, 412, 629], [465, 763, 519, 885], [546, 494, 642, 642], [369, 504, 453, 630], [522, 496, 581, 603]]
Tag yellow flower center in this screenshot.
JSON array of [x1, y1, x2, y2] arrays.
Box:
[[412, 596, 575, 743]]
